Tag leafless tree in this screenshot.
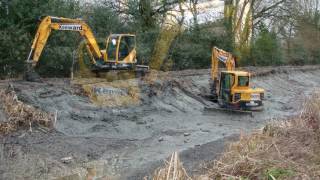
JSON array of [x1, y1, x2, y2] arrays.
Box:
[[103, 0, 180, 30]]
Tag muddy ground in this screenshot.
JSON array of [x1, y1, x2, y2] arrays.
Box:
[[0, 66, 320, 179], [0, 104, 5, 122]]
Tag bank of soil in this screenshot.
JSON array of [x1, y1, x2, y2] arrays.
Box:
[[0, 66, 320, 179]]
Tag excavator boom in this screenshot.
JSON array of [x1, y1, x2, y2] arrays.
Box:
[[27, 16, 102, 66], [211, 47, 236, 81]]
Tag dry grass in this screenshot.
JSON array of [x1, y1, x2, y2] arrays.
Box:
[[151, 152, 191, 180], [0, 85, 54, 135], [72, 78, 142, 107]]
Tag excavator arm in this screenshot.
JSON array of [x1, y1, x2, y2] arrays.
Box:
[[209, 47, 237, 98], [211, 47, 236, 81], [27, 16, 102, 66]]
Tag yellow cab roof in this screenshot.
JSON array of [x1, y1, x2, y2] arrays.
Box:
[[221, 70, 250, 76]]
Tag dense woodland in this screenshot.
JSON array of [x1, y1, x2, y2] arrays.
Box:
[[0, 0, 319, 78]]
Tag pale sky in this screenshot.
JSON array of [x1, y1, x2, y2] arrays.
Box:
[[184, 0, 225, 24], [80, 0, 225, 25]]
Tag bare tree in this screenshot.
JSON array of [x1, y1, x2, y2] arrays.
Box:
[[224, 0, 253, 50], [188, 0, 199, 30], [150, 0, 186, 70], [104, 0, 180, 30]]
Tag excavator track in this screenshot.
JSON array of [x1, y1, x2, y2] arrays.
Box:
[[201, 93, 254, 116], [204, 106, 254, 117], [74, 52, 149, 81]]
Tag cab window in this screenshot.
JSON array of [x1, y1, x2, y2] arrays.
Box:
[[118, 36, 135, 61], [238, 76, 249, 86], [107, 37, 118, 60], [221, 73, 235, 90]]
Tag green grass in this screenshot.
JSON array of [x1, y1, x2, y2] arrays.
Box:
[[265, 168, 294, 180]]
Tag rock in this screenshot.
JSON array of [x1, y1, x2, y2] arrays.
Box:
[[136, 120, 147, 125], [61, 156, 73, 164], [184, 133, 191, 137], [18, 133, 26, 138], [200, 128, 210, 133], [158, 137, 164, 142]]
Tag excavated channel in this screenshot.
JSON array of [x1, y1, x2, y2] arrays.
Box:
[[0, 66, 320, 179]]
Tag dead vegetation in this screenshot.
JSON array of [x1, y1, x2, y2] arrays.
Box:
[[72, 78, 142, 107], [0, 85, 54, 135], [151, 152, 191, 180]]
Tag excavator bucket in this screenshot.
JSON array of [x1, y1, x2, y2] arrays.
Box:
[[24, 71, 42, 82], [23, 62, 42, 82]]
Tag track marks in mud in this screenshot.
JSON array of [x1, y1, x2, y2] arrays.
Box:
[[1, 67, 320, 179]]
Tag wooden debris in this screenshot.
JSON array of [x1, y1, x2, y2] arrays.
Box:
[[152, 152, 191, 180], [0, 85, 54, 135]]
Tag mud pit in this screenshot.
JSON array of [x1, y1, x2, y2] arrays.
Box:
[[1, 66, 320, 179]]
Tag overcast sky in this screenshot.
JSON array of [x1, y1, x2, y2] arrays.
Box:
[[181, 0, 225, 24], [80, 0, 225, 24]]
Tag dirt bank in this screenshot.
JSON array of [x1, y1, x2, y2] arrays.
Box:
[[0, 66, 320, 179]]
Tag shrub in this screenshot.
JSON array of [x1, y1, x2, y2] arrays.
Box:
[[250, 27, 283, 66]]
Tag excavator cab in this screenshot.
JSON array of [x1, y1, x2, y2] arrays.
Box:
[[217, 71, 264, 111], [103, 34, 137, 69]]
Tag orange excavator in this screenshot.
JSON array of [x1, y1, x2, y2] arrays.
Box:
[[25, 16, 148, 81], [206, 47, 265, 112]]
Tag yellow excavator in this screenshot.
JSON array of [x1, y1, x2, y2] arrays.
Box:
[[25, 16, 148, 81], [207, 47, 264, 112]]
